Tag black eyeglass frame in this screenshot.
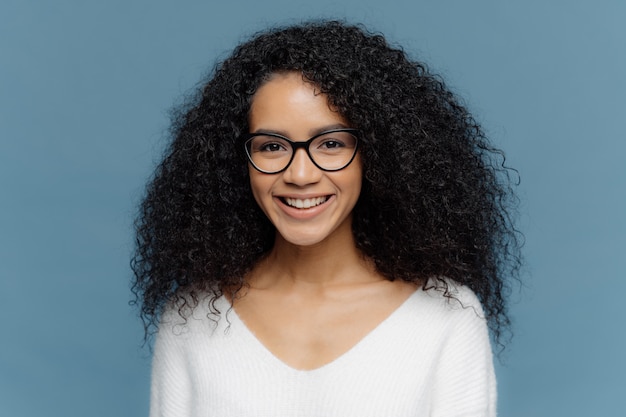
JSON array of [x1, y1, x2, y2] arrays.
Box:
[[244, 128, 361, 174]]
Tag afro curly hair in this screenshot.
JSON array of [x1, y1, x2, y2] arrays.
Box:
[[132, 20, 522, 347]]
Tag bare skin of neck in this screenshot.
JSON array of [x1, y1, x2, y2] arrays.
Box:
[[232, 224, 418, 371]]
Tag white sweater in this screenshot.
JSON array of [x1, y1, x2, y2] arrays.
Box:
[[150, 282, 496, 417]]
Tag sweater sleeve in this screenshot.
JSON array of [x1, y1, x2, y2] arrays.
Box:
[[149, 310, 192, 417], [429, 292, 497, 417]]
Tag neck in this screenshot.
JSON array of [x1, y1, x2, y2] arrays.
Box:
[[249, 228, 378, 290]]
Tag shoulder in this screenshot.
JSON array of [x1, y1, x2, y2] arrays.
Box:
[[412, 278, 485, 319], [155, 292, 232, 343], [428, 278, 483, 307], [396, 278, 490, 350], [419, 280, 496, 416], [375, 278, 489, 352]]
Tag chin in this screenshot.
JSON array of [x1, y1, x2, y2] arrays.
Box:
[[280, 235, 325, 248], [276, 229, 332, 248]]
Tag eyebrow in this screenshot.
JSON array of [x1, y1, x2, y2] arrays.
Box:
[[251, 123, 350, 139]]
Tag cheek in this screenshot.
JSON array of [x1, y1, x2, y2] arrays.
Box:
[[345, 157, 363, 196], [248, 169, 261, 201], [248, 168, 270, 209], [352, 177, 363, 200]]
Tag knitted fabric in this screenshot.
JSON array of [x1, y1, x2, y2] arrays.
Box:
[[150, 282, 496, 417]]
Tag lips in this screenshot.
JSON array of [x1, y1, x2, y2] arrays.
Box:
[[282, 196, 329, 209]]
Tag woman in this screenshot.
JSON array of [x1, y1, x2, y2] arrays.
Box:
[[132, 20, 521, 417]]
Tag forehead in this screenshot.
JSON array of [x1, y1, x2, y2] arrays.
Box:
[[249, 72, 348, 136]]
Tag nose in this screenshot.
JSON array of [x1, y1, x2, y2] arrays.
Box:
[[282, 147, 322, 186]]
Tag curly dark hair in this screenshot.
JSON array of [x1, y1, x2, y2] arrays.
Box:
[[131, 20, 522, 347]]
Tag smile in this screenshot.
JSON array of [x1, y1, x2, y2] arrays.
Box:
[[282, 196, 329, 209]]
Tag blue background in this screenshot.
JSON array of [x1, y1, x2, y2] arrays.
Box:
[[1, 1, 624, 416]]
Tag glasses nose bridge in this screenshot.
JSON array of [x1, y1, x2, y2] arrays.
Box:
[[290, 139, 310, 152], [288, 138, 315, 165]]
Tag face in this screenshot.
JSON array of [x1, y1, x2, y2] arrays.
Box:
[[248, 72, 362, 247]]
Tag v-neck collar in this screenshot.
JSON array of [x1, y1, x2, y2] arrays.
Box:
[[224, 288, 421, 374]]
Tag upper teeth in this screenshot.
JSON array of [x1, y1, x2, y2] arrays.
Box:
[[285, 196, 327, 209]]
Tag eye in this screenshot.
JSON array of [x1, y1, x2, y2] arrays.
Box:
[[320, 140, 345, 149], [259, 142, 286, 152], [250, 136, 290, 153], [312, 132, 357, 154]]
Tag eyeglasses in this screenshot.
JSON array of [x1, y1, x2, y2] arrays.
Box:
[[244, 128, 360, 174]]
